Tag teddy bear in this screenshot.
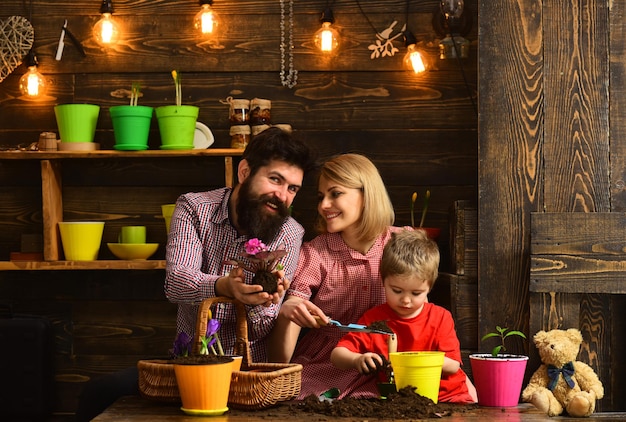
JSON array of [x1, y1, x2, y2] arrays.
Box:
[[522, 328, 604, 417]]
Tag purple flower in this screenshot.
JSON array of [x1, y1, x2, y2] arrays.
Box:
[[206, 318, 220, 337], [172, 332, 192, 357]]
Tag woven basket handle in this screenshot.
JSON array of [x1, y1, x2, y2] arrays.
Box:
[[194, 296, 252, 367]]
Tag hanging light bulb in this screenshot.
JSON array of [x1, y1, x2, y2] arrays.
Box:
[[402, 31, 427, 74], [313, 7, 339, 54], [194, 0, 221, 41], [19, 50, 46, 99], [93, 0, 120, 46], [440, 0, 464, 19], [438, 0, 469, 59]]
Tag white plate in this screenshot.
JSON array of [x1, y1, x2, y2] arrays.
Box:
[[194, 122, 214, 149]]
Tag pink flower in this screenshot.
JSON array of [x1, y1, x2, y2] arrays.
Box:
[[245, 238, 267, 255]]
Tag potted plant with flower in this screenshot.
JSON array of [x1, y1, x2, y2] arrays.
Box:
[[225, 238, 287, 294], [155, 70, 199, 150], [469, 326, 528, 407], [109, 82, 154, 150], [410, 190, 440, 240], [171, 314, 235, 415]]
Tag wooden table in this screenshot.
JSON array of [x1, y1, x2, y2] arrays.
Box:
[[92, 395, 626, 421]]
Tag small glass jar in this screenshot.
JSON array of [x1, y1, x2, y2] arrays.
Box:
[[250, 98, 271, 126], [229, 99, 250, 124], [230, 125, 251, 149], [251, 124, 271, 137]]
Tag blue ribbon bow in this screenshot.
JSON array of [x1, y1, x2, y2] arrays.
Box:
[[547, 361, 576, 391]]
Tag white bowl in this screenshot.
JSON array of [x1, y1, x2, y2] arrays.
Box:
[[107, 243, 159, 260]]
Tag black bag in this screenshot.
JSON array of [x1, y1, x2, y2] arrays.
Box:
[[0, 304, 55, 421]]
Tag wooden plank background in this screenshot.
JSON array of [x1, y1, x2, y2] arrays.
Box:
[[480, 0, 625, 411], [0, 0, 479, 416]]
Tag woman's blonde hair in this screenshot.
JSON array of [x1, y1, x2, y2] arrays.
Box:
[[380, 229, 440, 288], [315, 153, 394, 242]]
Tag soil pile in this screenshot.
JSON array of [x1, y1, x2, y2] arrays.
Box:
[[291, 387, 477, 419]]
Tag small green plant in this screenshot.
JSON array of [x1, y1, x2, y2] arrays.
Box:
[[409, 189, 431, 228], [481, 326, 527, 357], [129, 81, 141, 106], [171, 70, 182, 106]]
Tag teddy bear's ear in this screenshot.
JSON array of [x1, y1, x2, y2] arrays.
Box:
[[533, 330, 548, 346], [566, 328, 582, 344]]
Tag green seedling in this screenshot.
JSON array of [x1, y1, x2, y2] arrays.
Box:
[[481, 325, 527, 357]]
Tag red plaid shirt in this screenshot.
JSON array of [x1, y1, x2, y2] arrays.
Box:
[[164, 187, 304, 362]]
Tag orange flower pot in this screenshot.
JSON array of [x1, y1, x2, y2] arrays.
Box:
[[174, 359, 233, 416]]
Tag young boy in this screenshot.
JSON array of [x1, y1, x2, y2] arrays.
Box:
[[330, 229, 477, 403]]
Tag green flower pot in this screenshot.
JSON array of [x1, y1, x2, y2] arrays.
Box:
[[54, 104, 100, 143], [156, 105, 199, 150], [110, 105, 154, 151]]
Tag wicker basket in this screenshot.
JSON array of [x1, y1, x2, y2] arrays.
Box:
[[137, 296, 302, 409]]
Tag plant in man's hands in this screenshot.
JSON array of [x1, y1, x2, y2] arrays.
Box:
[[481, 325, 527, 357], [225, 238, 287, 294]]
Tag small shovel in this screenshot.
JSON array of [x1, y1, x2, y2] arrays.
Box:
[[313, 316, 392, 335]]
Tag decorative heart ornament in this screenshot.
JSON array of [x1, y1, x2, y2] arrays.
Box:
[[0, 16, 34, 83]]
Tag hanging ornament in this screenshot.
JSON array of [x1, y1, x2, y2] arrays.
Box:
[[368, 20, 402, 59], [279, 0, 297, 88]]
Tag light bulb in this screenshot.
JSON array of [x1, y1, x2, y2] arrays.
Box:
[[94, 0, 120, 46], [19, 66, 46, 99], [94, 14, 119, 45], [404, 44, 427, 74], [19, 52, 46, 99], [194, 3, 221, 37], [314, 8, 339, 54], [402, 31, 428, 74], [440, 0, 464, 19]]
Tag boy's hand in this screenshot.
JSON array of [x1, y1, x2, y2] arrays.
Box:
[[354, 352, 385, 375]]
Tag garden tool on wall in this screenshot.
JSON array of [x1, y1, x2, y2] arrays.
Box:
[[56, 20, 86, 60]]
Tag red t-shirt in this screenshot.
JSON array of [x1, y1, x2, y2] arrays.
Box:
[[336, 302, 474, 403]]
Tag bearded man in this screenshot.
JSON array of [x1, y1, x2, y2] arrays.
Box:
[[164, 127, 317, 362]]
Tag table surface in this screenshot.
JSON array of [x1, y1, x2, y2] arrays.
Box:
[[92, 395, 626, 421]]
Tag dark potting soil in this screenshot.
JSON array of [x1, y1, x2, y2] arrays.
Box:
[[366, 320, 394, 334], [290, 387, 477, 419], [252, 269, 278, 294]]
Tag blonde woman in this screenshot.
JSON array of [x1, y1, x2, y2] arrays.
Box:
[[269, 153, 408, 399]]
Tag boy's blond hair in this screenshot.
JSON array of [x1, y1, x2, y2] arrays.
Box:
[[380, 229, 440, 289], [315, 153, 394, 242]]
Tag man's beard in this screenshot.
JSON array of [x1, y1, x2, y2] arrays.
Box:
[[236, 179, 290, 243]]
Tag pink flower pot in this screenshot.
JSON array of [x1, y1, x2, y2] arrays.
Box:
[[469, 354, 528, 407]]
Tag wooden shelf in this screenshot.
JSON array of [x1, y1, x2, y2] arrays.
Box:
[[0, 148, 244, 160], [0, 148, 243, 270], [0, 260, 166, 271]]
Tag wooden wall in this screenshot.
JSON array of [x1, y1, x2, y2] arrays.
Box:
[[479, 0, 626, 411], [0, 0, 477, 416]]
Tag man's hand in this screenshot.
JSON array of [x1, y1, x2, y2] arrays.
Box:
[[216, 267, 272, 306]]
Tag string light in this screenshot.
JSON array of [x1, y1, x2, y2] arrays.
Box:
[[194, 0, 221, 44], [402, 30, 427, 74], [313, 7, 339, 54], [93, 0, 120, 46], [19, 50, 46, 99]]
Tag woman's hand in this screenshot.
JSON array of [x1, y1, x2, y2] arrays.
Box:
[[279, 296, 328, 328]]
